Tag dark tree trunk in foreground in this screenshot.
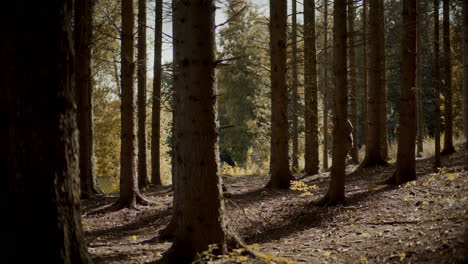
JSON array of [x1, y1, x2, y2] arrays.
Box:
[[160, 1, 244, 262], [323, 0, 329, 170], [137, 0, 150, 189], [360, 0, 387, 168], [441, 0, 455, 155], [463, 0, 468, 146], [387, 0, 417, 185], [319, 0, 347, 205], [75, 0, 101, 198], [348, 0, 359, 164], [118, 0, 149, 208], [151, 0, 163, 185], [1, 2, 91, 263], [433, 0, 442, 169], [304, 0, 319, 175], [267, 0, 293, 188], [291, 0, 299, 171]]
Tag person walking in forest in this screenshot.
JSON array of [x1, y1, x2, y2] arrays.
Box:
[[328, 119, 354, 164]]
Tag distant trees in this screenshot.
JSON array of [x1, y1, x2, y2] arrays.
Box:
[[348, 0, 359, 164], [434, 0, 442, 169], [291, 0, 299, 171], [2, 1, 91, 262], [267, 0, 293, 188], [322, 0, 330, 170]]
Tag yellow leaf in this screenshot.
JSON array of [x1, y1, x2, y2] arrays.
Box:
[[96, 237, 101, 240], [463, 215, 468, 219], [428, 177, 436, 182], [447, 173, 457, 181], [130, 235, 137, 241], [422, 182, 429, 187], [323, 251, 331, 257], [360, 256, 367, 261], [399, 252, 406, 261]]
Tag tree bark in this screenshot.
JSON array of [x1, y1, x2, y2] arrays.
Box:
[[2, 1, 91, 262], [152, 0, 163, 185], [441, 0, 455, 155], [416, 0, 424, 157], [387, 0, 417, 185], [348, 0, 359, 164], [267, 0, 293, 188], [362, 0, 368, 157], [304, 0, 319, 175], [323, 0, 329, 170], [360, 0, 388, 168], [463, 0, 468, 147], [138, 0, 150, 189], [118, 0, 149, 209], [319, 0, 347, 205], [291, 0, 299, 171], [75, 0, 101, 198], [159, 1, 244, 262], [433, 0, 442, 169]]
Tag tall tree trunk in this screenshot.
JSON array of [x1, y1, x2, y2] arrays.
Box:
[[267, 0, 293, 188], [118, 0, 149, 209], [138, 0, 149, 188], [291, 0, 299, 171], [323, 0, 329, 170], [2, 1, 91, 262], [433, 0, 442, 169], [160, 1, 244, 262], [152, 0, 163, 185], [319, 0, 347, 205], [362, 0, 368, 155], [387, 0, 417, 185], [348, 0, 359, 164], [75, 0, 101, 198], [360, 0, 387, 167], [416, 0, 424, 157], [463, 0, 468, 147], [441, 0, 455, 155], [304, 0, 319, 175]]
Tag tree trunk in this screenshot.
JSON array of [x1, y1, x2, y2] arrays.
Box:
[[463, 0, 468, 147], [118, 0, 149, 209], [348, 0, 359, 164], [152, 0, 163, 185], [159, 1, 244, 262], [362, 0, 368, 156], [267, 0, 293, 188], [416, 0, 424, 157], [304, 0, 319, 175], [360, 0, 387, 168], [441, 0, 455, 155], [137, 0, 149, 189], [433, 0, 442, 169], [319, 0, 347, 205], [291, 0, 299, 172], [75, 0, 101, 198], [323, 0, 329, 170], [2, 1, 91, 262], [387, 0, 417, 185]]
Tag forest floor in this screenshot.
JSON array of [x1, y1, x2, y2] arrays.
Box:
[[83, 147, 468, 264]]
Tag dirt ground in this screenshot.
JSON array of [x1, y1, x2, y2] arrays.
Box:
[[83, 149, 468, 264]]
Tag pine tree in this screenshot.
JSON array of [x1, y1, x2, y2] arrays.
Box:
[[433, 0, 442, 169]]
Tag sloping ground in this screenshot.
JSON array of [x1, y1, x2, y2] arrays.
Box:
[[83, 148, 468, 264]]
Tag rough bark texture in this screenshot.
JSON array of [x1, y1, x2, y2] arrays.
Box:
[[1, 1, 91, 262], [434, 0, 442, 169], [360, 0, 387, 168], [463, 0, 468, 146], [304, 0, 319, 175], [291, 0, 299, 171], [138, 0, 150, 189], [118, 0, 148, 208], [323, 0, 329, 170], [75, 0, 101, 198], [416, 0, 424, 157], [441, 0, 455, 155], [160, 1, 243, 262], [320, 0, 347, 205], [387, 0, 417, 185], [362, 0, 368, 155], [151, 0, 163, 185], [267, 0, 293, 188], [348, 0, 359, 164]]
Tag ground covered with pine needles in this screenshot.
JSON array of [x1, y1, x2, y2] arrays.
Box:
[[83, 147, 468, 264]]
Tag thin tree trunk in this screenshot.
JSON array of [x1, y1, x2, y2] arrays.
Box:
[[304, 0, 319, 175], [433, 0, 442, 169], [2, 1, 91, 262], [75, 0, 101, 198], [416, 0, 424, 157], [441, 0, 455, 155], [267, 0, 293, 188], [360, 0, 387, 168], [319, 0, 347, 205], [151, 0, 163, 185], [463, 0, 468, 147], [387, 0, 417, 185], [362, 0, 368, 158], [159, 1, 245, 262], [323, 0, 329, 170], [348, 0, 359, 164], [118, 0, 150, 209], [291, 0, 299, 171], [137, 0, 149, 189]]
